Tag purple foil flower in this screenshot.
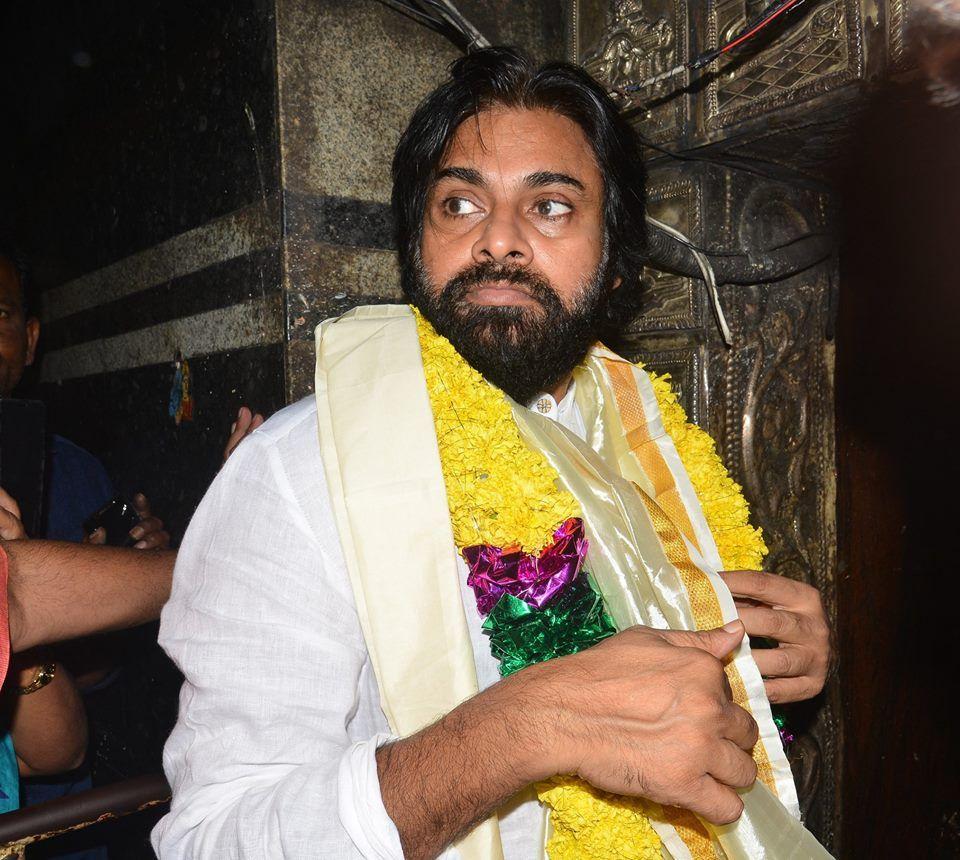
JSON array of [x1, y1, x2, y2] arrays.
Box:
[[463, 518, 588, 616]]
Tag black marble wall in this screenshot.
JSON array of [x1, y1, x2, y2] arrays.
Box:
[[0, 2, 285, 853], [0, 1, 565, 852], [1, 0, 286, 541]]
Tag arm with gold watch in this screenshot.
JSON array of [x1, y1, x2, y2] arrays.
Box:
[[4, 646, 87, 776], [0, 487, 88, 777]]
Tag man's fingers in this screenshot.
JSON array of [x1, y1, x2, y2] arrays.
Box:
[[738, 605, 804, 644], [752, 644, 810, 679], [0, 486, 23, 519], [236, 405, 252, 431], [135, 529, 170, 550], [85, 527, 107, 545], [708, 740, 758, 790], [130, 516, 170, 550], [130, 516, 164, 537], [720, 570, 808, 606], [764, 675, 823, 704], [721, 702, 759, 751], [660, 620, 745, 661], [687, 775, 745, 825], [133, 492, 152, 518], [0, 506, 26, 541], [223, 406, 264, 464]]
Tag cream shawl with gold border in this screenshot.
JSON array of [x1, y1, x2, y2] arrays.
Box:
[[315, 304, 831, 860]]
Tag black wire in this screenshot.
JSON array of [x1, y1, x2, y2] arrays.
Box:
[[621, 0, 817, 97], [374, 0, 447, 30], [633, 127, 831, 193], [416, 0, 455, 19], [656, 225, 833, 260], [694, 0, 809, 68]]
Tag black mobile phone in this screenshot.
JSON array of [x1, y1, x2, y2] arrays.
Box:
[[83, 496, 141, 547]]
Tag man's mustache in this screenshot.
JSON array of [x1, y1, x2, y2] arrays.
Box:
[[441, 262, 562, 310]]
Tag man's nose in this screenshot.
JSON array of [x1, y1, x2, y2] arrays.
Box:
[[471, 208, 533, 266]]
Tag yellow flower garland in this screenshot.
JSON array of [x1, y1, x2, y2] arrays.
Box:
[[416, 310, 580, 553], [414, 310, 767, 859], [643, 368, 768, 570]]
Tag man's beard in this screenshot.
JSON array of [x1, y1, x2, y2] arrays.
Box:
[[409, 252, 614, 405]]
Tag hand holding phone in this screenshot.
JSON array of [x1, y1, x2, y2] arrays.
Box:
[[83, 497, 141, 548]]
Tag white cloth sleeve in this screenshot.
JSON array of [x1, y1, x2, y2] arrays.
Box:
[[151, 407, 403, 859], [338, 734, 404, 859]]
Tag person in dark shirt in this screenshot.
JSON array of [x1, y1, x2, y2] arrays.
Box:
[[43, 436, 114, 543], [1, 239, 169, 858]]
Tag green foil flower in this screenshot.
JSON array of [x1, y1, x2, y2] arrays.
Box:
[[483, 574, 617, 676]]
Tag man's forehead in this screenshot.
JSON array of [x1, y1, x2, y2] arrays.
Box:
[[438, 106, 601, 188]]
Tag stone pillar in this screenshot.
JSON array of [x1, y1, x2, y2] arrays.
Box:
[[276, 0, 565, 399]]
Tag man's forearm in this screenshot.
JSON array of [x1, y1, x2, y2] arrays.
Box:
[[5, 541, 174, 651], [376, 673, 552, 860]]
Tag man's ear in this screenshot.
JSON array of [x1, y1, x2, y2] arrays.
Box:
[[24, 317, 40, 366], [611, 275, 623, 291]]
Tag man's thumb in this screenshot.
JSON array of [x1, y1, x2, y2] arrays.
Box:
[[670, 619, 745, 660]]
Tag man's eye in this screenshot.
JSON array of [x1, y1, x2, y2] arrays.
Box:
[[443, 197, 481, 216], [534, 199, 573, 219]]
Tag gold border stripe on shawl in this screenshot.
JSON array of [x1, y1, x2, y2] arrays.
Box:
[[604, 360, 703, 554], [638, 493, 777, 796], [661, 808, 718, 860]]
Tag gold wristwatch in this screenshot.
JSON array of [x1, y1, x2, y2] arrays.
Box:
[[17, 662, 57, 695]]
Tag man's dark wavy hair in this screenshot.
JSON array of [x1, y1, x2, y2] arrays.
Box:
[[391, 46, 647, 326]]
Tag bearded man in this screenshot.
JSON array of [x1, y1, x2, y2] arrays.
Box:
[[154, 48, 831, 860]]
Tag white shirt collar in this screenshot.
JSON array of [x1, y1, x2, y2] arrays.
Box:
[[526, 381, 585, 439]]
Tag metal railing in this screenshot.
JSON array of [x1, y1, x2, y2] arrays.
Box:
[[0, 773, 170, 859]]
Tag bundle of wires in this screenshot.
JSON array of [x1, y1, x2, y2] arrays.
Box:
[[374, 0, 490, 52], [620, 0, 815, 94]]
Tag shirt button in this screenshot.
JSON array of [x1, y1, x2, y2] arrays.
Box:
[[535, 395, 557, 416]]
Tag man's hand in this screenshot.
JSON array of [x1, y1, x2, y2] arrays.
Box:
[[0, 486, 27, 540], [85, 493, 169, 549], [378, 621, 757, 859], [719, 570, 831, 704], [223, 406, 264, 464], [543, 622, 758, 824], [129, 492, 169, 549]]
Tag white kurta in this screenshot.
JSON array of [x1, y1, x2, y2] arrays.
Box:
[[152, 389, 585, 859]]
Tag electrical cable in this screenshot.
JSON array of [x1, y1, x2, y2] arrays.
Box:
[[663, 225, 833, 259], [618, 0, 813, 97], [374, 0, 489, 51], [374, 0, 447, 31], [714, 0, 805, 58], [417, 0, 490, 50], [631, 127, 832, 194], [646, 215, 733, 347]]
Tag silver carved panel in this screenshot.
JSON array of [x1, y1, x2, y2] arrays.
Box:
[[888, 0, 915, 68], [570, 0, 689, 143], [638, 174, 703, 331], [704, 0, 864, 131], [704, 177, 839, 847], [635, 346, 704, 426]]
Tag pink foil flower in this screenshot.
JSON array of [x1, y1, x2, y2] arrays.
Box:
[[463, 518, 588, 616]]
